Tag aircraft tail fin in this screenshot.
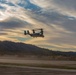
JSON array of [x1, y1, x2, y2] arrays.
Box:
[[24, 30, 30, 35], [27, 30, 30, 34], [24, 31, 27, 35]]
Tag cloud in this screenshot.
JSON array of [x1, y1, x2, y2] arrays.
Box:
[[0, 17, 29, 29], [0, 0, 76, 51], [59, 19, 76, 32]]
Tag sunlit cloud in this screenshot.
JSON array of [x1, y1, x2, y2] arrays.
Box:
[[0, 0, 76, 51], [30, 0, 76, 17]]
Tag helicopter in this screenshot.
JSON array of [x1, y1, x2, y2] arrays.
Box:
[[24, 28, 44, 37]]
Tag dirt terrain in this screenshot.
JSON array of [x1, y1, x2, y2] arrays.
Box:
[[0, 66, 76, 75], [0, 56, 76, 75]]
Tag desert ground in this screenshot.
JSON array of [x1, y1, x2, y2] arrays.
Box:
[[0, 56, 76, 75], [0, 66, 76, 75]]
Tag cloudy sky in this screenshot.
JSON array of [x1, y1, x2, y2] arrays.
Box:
[[0, 0, 76, 52]]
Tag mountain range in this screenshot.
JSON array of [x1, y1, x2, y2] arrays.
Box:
[[0, 41, 76, 60]]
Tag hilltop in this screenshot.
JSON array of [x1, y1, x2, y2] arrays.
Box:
[[0, 41, 76, 60]]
